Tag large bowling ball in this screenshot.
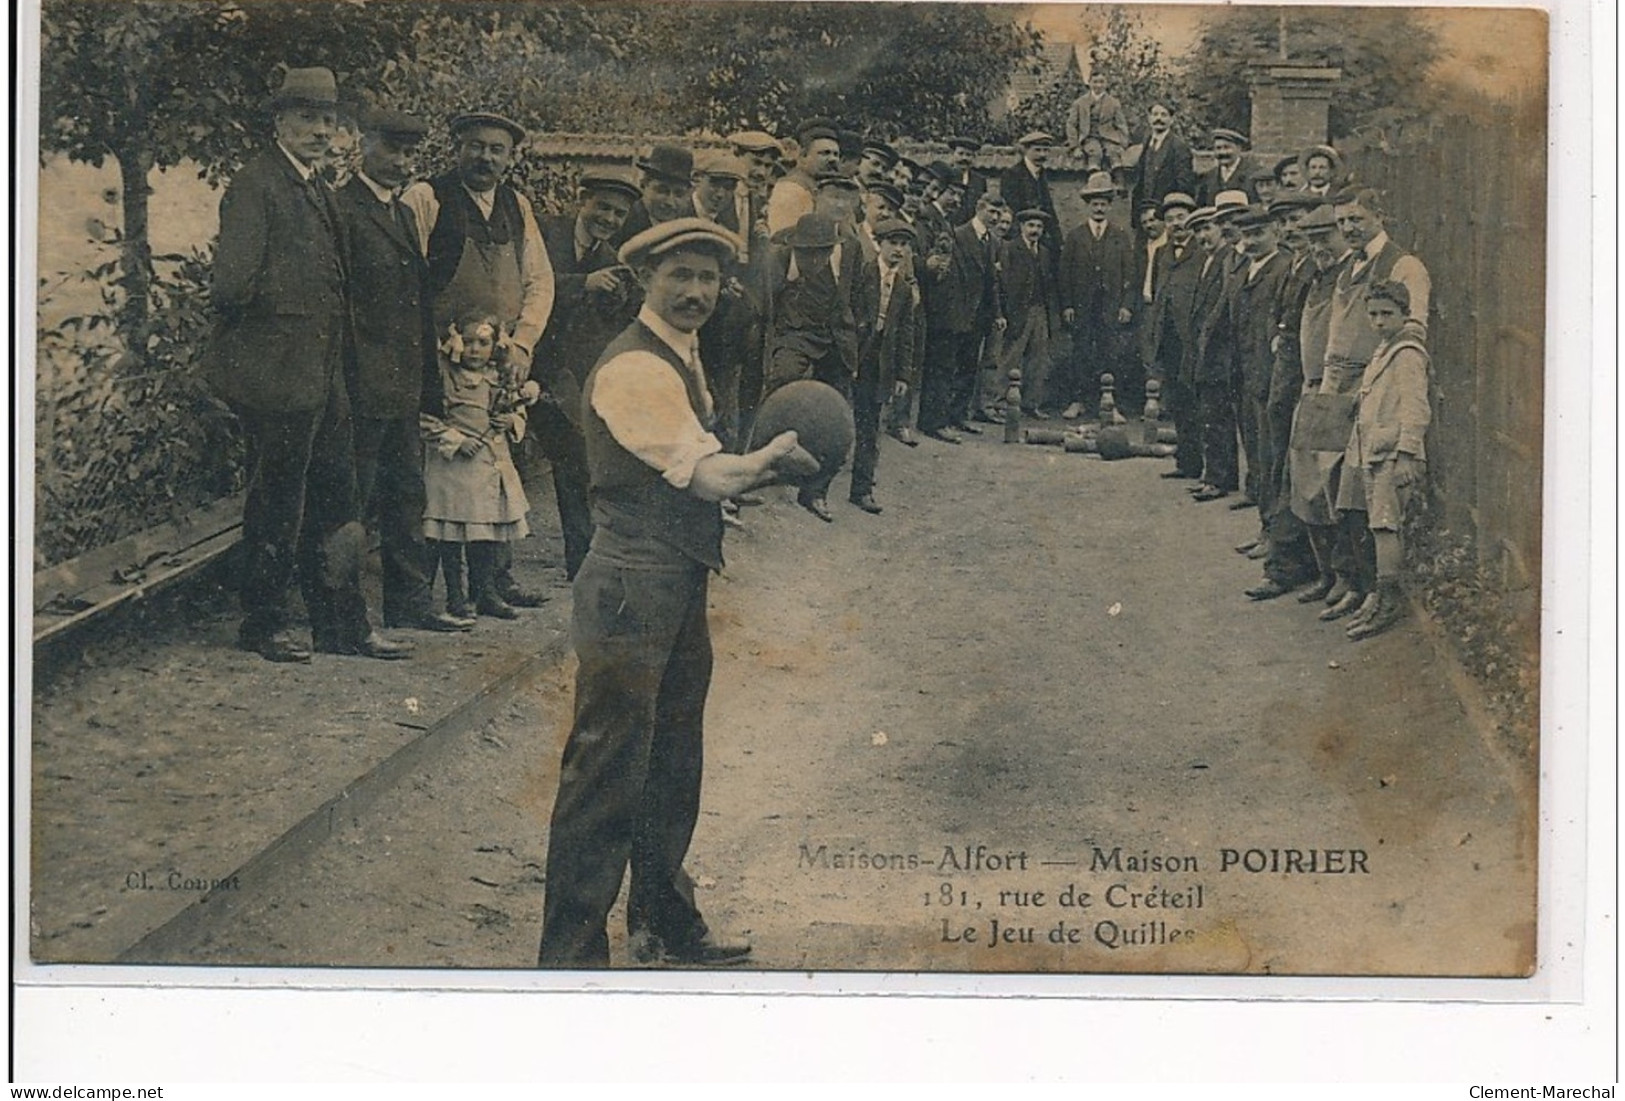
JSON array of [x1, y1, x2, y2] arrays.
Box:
[[750, 380, 855, 480]]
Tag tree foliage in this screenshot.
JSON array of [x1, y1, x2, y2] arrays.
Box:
[[1178, 7, 1444, 140], [1082, 8, 1191, 144]]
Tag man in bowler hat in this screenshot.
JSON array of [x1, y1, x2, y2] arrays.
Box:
[[204, 67, 411, 663]]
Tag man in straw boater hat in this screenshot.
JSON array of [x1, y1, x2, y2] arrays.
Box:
[[536, 217, 817, 968], [1300, 143, 1346, 198], [399, 107, 557, 609], [204, 66, 412, 663]]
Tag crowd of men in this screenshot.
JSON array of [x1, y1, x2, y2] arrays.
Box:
[[203, 66, 1431, 664], [199, 65, 1435, 968]]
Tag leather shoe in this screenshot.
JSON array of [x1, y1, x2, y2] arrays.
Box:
[[386, 610, 476, 633], [1227, 496, 1257, 511], [476, 594, 521, 620], [849, 493, 883, 514], [971, 408, 1005, 424], [797, 490, 834, 522], [923, 427, 962, 445], [316, 631, 415, 660], [888, 427, 920, 447], [1234, 537, 1261, 554], [238, 629, 312, 664], [1296, 577, 1337, 604], [1245, 540, 1270, 560], [1319, 590, 1365, 622], [955, 420, 984, 435], [633, 931, 753, 967], [1162, 470, 1196, 480], [1192, 486, 1230, 502], [1245, 578, 1295, 601], [499, 586, 548, 608]]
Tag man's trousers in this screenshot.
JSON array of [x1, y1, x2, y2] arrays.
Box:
[[538, 550, 713, 967]]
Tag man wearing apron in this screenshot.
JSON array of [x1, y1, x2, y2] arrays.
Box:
[[401, 111, 556, 606]]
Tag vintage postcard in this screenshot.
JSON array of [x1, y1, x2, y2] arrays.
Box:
[[19, 0, 1572, 1016]]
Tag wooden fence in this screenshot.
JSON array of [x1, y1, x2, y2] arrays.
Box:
[[1344, 105, 1547, 600]]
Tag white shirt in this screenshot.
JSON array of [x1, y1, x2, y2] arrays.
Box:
[[1354, 231, 1431, 326], [398, 177, 556, 357], [589, 305, 723, 490], [276, 142, 318, 182]]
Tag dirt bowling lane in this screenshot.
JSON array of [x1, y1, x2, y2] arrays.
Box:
[[119, 430, 1534, 975]]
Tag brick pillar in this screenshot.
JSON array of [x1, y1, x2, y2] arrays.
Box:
[[1248, 66, 1341, 162]]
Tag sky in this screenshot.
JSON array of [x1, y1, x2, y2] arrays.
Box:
[[1016, 3, 1548, 102]]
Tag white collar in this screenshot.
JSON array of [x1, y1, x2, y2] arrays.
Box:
[[1361, 231, 1392, 261], [637, 304, 700, 363]]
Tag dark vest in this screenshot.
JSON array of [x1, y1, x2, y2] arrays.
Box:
[[426, 173, 527, 321], [581, 321, 725, 571]]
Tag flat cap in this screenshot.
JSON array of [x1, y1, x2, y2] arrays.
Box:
[[872, 218, 917, 242], [798, 123, 839, 147], [866, 181, 906, 209], [815, 170, 861, 191], [1210, 127, 1250, 149], [358, 106, 428, 139], [1298, 204, 1340, 233], [728, 130, 783, 155], [450, 111, 526, 145], [694, 149, 748, 180], [1015, 207, 1054, 224], [1016, 131, 1057, 147], [578, 167, 643, 201], [1272, 154, 1303, 180], [617, 216, 740, 266], [1231, 207, 1275, 229], [1267, 191, 1322, 215], [924, 160, 958, 185], [1159, 191, 1198, 213], [861, 140, 899, 167], [945, 135, 982, 152]]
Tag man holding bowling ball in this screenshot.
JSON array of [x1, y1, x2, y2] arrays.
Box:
[[537, 216, 818, 968]]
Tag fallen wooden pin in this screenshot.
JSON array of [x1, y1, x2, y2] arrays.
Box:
[[1023, 423, 1174, 460]]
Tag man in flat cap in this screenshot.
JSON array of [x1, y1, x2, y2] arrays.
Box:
[[400, 109, 557, 607], [537, 217, 816, 968], [997, 208, 1061, 419], [532, 167, 645, 578], [335, 106, 470, 634], [767, 123, 841, 235], [998, 132, 1061, 265], [918, 190, 1005, 443], [204, 67, 411, 663], [857, 139, 899, 189], [944, 136, 987, 225], [764, 211, 865, 520], [850, 218, 926, 514], [693, 150, 766, 457], [1226, 206, 1293, 533], [1196, 128, 1261, 207], [1273, 155, 1306, 194]]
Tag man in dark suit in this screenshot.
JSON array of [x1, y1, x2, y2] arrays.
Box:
[[944, 136, 987, 226], [1189, 206, 1241, 501], [1130, 100, 1197, 229], [532, 169, 643, 578], [1196, 128, 1262, 207], [996, 209, 1061, 416], [204, 68, 411, 663], [1057, 172, 1137, 419], [1146, 194, 1206, 480], [335, 107, 470, 634], [1227, 208, 1293, 522], [849, 219, 925, 514], [998, 132, 1061, 265], [919, 192, 1004, 442]]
